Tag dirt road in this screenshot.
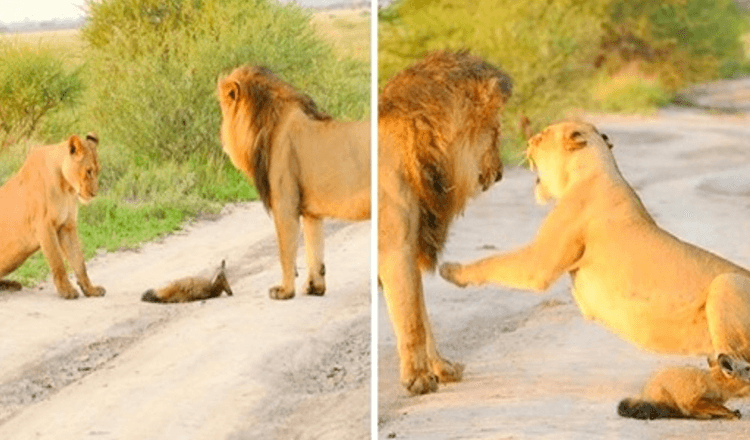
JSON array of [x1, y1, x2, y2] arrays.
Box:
[[378, 109, 750, 439], [0, 204, 370, 439]]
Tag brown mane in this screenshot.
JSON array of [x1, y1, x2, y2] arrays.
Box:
[[220, 65, 332, 210], [379, 50, 512, 269]]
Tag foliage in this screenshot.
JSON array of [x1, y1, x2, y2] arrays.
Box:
[[81, 0, 369, 162], [0, 43, 82, 147], [380, 0, 750, 159]]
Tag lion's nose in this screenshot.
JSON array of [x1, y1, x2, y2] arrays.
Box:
[[495, 170, 503, 182]]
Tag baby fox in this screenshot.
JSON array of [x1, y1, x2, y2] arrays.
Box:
[[618, 354, 750, 420], [141, 260, 233, 303]]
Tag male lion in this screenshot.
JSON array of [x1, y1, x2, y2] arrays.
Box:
[[217, 66, 370, 300], [0, 134, 105, 299], [379, 51, 512, 395], [440, 120, 750, 401]]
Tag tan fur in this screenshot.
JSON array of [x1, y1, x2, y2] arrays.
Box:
[[379, 51, 512, 394], [440, 120, 750, 396], [619, 354, 750, 420], [0, 134, 104, 299], [217, 65, 370, 300], [142, 260, 233, 303]]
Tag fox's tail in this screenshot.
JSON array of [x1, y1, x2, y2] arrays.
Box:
[[617, 398, 686, 420], [141, 289, 162, 303]]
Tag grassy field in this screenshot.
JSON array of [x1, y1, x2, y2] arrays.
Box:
[[0, 6, 370, 287]]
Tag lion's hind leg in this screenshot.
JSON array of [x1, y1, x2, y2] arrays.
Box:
[[706, 273, 750, 361], [302, 216, 325, 296]]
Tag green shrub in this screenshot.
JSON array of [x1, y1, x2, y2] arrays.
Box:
[[81, 0, 369, 162], [380, 0, 750, 158], [0, 43, 83, 147]]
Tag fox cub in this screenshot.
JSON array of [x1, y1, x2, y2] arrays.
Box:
[[141, 260, 233, 303], [618, 354, 750, 420]]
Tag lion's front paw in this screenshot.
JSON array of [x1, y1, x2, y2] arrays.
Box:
[[432, 358, 464, 384], [439, 262, 467, 287], [82, 285, 106, 297], [403, 371, 439, 395], [58, 285, 80, 300], [269, 286, 295, 300], [305, 280, 326, 296]]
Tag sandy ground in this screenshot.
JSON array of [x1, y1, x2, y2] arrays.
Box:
[[378, 108, 750, 439], [0, 204, 370, 439]]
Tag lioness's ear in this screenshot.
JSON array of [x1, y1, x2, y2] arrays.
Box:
[[85, 132, 99, 146], [601, 133, 613, 150], [67, 135, 84, 157], [564, 129, 587, 151]]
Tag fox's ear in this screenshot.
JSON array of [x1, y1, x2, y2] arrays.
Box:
[[718, 353, 734, 374]]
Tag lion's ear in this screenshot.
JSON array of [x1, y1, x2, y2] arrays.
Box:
[[220, 78, 240, 104], [564, 129, 587, 151]]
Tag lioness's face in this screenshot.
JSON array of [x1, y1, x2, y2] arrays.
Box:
[[526, 121, 611, 204], [62, 134, 100, 204]]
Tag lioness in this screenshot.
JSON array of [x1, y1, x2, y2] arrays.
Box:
[[217, 66, 369, 300], [440, 121, 750, 398], [142, 260, 233, 303], [380, 51, 512, 395], [619, 354, 750, 420], [0, 134, 105, 299]]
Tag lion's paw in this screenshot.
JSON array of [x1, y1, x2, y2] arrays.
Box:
[[439, 262, 467, 287], [404, 371, 439, 395], [58, 286, 80, 300], [305, 279, 326, 296], [269, 286, 295, 300], [433, 358, 465, 384], [82, 285, 106, 297]]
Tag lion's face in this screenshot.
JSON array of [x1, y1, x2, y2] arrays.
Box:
[[217, 68, 258, 176], [478, 130, 504, 191], [61, 134, 100, 204], [527, 121, 612, 204]]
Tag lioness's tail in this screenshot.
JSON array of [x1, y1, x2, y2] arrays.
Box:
[[617, 398, 686, 420], [141, 289, 162, 303]]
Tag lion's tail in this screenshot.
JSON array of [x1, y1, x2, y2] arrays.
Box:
[[617, 398, 686, 420], [141, 289, 162, 303]]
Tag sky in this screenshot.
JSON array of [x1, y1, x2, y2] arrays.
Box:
[[0, 0, 363, 24], [0, 0, 85, 24]]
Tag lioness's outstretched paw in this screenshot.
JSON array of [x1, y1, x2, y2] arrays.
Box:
[[439, 262, 467, 287], [0, 280, 22, 291], [403, 371, 439, 395], [81, 283, 106, 297], [269, 286, 295, 300], [433, 358, 464, 384]]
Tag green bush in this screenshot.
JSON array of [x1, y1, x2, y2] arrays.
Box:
[[81, 0, 369, 162], [0, 43, 82, 147], [380, 0, 750, 158]]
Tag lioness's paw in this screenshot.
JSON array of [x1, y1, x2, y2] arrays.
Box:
[[439, 262, 466, 287], [404, 372, 439, 395], [83, 285, 106, 297], [269, 286, 295, 300], [432, 358, 464, 384]]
